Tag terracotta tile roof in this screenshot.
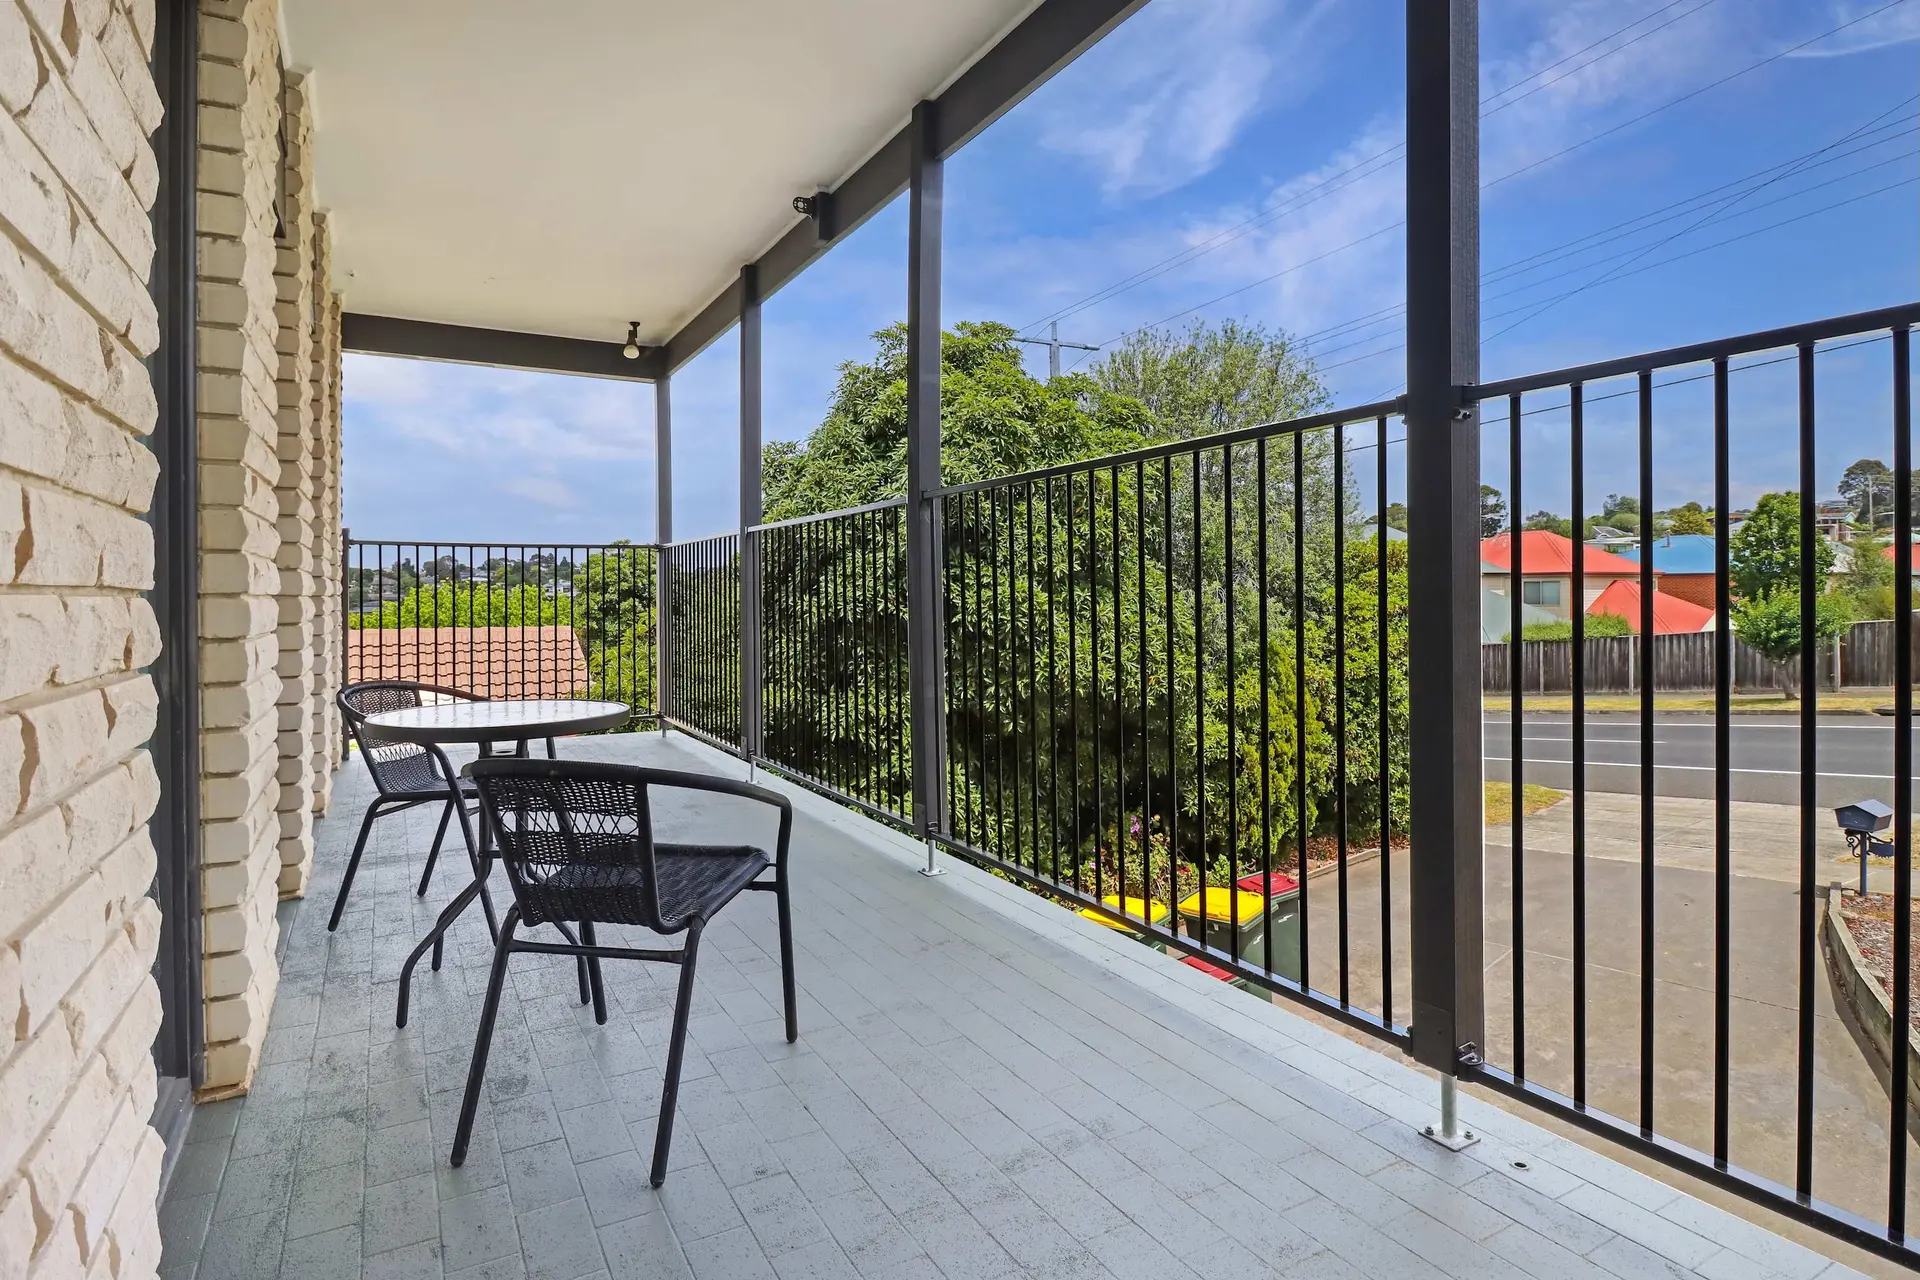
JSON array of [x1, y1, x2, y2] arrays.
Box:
[[346, 627, 589, 700], [1480, 530, 1649, 577], [1586, 579, 1716, 634]]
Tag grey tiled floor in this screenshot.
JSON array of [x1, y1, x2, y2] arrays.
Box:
[[160, 733, 1865, 1280]]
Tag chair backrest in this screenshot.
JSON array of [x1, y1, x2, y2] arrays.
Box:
[[468, 760, 667, 930], [339, 681, 455, 797]]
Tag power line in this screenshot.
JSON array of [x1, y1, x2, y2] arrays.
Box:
[[1480, 91, 1920, 343], [1248, 104, 1919, 363], [1020, 0, 1732, 337], [1047, 0, 1909, 356], [1479, 0, 1722, 122]]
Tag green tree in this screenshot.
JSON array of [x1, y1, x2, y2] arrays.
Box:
[[1732, 589, 1852, 698], [1842, 529, 1894, 620], [1839, 458, 1894, 528], [1481, 485, 1506, 538], [1522, 510, 1572, 538], [1093, 318, 1327, 441], [1665, 502, 1713, 536], [1729, 491, 1836, 601], [1382, 501, 1408, 531]]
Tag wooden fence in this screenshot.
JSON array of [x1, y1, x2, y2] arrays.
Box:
[[1482, 630, 1842, 694]]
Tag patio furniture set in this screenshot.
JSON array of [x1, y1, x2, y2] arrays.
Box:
[[329, 681, 799, 1188]]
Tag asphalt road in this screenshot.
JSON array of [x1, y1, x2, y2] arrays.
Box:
[[1483, 712, 1904, 807]]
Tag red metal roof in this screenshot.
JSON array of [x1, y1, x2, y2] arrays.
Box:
[[1586, 579, 1715, 634], [1480, 531, 1649, 577], [346, 626, 590, 699]]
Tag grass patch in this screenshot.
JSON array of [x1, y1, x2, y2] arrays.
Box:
[[1484, 691, 1895, 715], [1485, 782, 1565, 826]]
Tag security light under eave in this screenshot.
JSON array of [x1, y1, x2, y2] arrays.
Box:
[[622, 321, 641, 360]]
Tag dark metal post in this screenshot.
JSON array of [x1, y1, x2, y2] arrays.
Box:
[[148, 0, 204, 1151], [906, 100, 949, 870], [1405, 0, 1485, 1098], [739, 267, 763, 759], [656, 375, 673, 728]]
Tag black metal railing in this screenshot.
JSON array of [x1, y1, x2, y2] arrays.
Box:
[[342, 539, 657, 730], [661, 532, 742, 751], [1471, 302, 1920, 1258], [754, 501, 913, 824], [934, 401, 1409, 1040], [577, 301, 1920, 1268]]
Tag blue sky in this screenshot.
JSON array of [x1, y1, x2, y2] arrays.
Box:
[[343, 0, 1920, 544]]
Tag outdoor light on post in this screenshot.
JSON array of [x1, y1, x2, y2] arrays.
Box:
[[1835, 798, 1894, 895], [622, 321, 641, 360]]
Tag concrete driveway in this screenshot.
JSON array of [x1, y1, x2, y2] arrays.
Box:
[[1283, 792, 1920, 1232]]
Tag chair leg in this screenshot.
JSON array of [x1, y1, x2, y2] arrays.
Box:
[[580, 921, 607, 1025], [447, 789, 499, 943], [550, 923, 592, 1006], [545, 737, 557, 759], [417, 798, 455, 897], [650, 923, 704, 1187], [451, 907, 521, 1167], [776, 875, 798, 1044], [327, 802, 385, 932]]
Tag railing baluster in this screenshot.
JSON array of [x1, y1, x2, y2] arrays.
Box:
[[1225, 446, 1240, 963], [1893, 325, 1913, 1236], [1378, 416, 1393, 1027], [1294, 434, 1309, 994], [1259, 436, 1273, 980], [1571, 385, 1588, 1107], [1713, 359, 1732, 1167], [1796, 342, 1818, 1197], [1510, 393, 1525, 1079]]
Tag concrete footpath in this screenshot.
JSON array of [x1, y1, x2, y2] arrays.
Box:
[[1293, 792, 1920, 1245]]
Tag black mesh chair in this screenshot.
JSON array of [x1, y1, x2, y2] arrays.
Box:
[[331, 681, 499, 932], [453, 759, 796, 1187]]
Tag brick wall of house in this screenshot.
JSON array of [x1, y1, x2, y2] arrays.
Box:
[[1657, 573, 1716, 611], [271, 69, 314, 897], [0, 0, 171, 1273], [308, 220, 340, 812], [197, 0, 342, 1099], [196, 0, 284, 1096]]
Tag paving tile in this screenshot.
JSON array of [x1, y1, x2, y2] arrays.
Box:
[[577, 1147, 662, 1228], [559, 1101, 635, 1164], [517, 1196, 607, 1280], [363, 1240, 446, 1280], [657, 1163, 747, 1244], [281, 1223, 365, 1280], [812, 1188, 923, 1277], [368, 1120, 437, 1189], [599, 1210, 696, 1280], [495, 1093, 564, 1154], [365, 1174, 442, 1256], [212, 1149, 297, 1223], [196, 1208, 287, 1280], [288, 1158, 366, 1240], [683, 1225, 778, 1280], [730, 1174, 831, 1257], [503, 1139, 584, 1213], [440, 1185, 521, 1273], [768, 1239, 859, 1280]]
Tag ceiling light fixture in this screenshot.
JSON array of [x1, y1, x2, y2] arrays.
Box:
[[622, 321, 641, 360]]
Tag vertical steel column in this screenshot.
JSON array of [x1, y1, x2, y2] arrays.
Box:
[[739, 267, 763, 758], [149, 0, 204, 1164], [906, 100, 949, 866], [1405, 0, 1485, 1084], [656, 375, 673, 727]]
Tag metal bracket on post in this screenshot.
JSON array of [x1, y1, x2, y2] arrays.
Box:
[[920, 838, 945, 878], [1422, 1072, 1480, 1151]]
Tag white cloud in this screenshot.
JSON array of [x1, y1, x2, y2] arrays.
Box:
[[499, 475, 577, 508], [343, 354, 654, 464], [1788, 0, 1920, 57], [1034, 0, 1335, 201]]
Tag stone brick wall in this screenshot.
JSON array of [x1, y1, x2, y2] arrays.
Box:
[[0, 0, 170, 1273], [195, 0, 285, 1096], [272, 70, 314, 897], [308, 224, 340, 807]]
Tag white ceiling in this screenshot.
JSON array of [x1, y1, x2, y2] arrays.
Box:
[[282, 0, 1040, 347]]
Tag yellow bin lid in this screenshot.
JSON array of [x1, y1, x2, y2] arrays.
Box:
[[1177, 889, 1267, 926], [1077, 895, 1170, 930]]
